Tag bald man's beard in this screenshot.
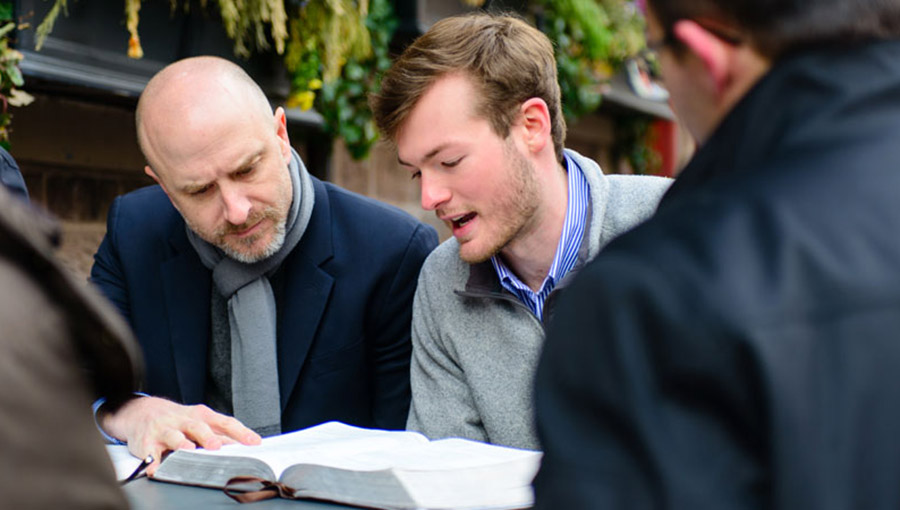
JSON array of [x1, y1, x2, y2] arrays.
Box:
[[187, 206, 288, 264]]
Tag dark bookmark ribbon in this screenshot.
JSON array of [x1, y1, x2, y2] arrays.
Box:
[[224, 476, 299, 503]]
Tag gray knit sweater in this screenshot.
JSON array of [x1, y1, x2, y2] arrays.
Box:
[[407, 149, 672, 450]]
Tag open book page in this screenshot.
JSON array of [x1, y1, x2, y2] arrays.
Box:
[[391, 438, 540, 504], [159, 422, 431, 480], [358, 437, 539, 471], [281, 437, 541, 510], [153, 422, 428, 488], [396, 457, 538, 509], [106, 444, 142, 481]]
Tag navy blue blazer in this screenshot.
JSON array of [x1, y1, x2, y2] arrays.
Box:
[[91, 177, 437, 432]]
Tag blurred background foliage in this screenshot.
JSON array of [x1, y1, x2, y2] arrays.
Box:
[[0, 0, 34, 149], [534, 0, 644, 119], [16, 0, 651, 168]]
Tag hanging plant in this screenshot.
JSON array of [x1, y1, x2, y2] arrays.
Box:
[[533, 0, 644, 118], [531, 0, 659, 174], [27, 0, 652, 164], [294, 0, 396, 159], [32, 0, 389, 159], [0, 1, 35, 149], [35, 0, 289, 59]]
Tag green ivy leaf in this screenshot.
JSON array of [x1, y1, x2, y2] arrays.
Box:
[[5, 63, 22, 87]]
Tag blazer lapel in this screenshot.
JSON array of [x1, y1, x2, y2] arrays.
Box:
[[277, 178, 335, 408], [160, 233, 211, 405]]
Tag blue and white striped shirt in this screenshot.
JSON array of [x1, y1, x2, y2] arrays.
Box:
[[490, 153, 589, 321]]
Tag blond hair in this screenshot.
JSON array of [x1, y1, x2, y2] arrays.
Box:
[[371, 13, 566, 162]]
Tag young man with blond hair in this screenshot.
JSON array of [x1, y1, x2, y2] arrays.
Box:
[[371, 13, 671, 450]]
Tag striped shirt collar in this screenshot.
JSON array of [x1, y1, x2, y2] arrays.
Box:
[[490, 153, 590, 320]]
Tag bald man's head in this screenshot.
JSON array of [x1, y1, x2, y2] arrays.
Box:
[[134, 56, 295, 264], [136, 56, 275, 176]]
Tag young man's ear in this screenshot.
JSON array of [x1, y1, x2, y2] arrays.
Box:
[[273, 107, 292, 164], [672, 20, 732, 96], [518, 98, 552, 156]]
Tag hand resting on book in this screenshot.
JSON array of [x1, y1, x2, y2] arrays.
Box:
[[99, 396, 261, 475]]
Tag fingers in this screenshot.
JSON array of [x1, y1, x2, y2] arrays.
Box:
[[209, 413, 262, 446], [109, 397, 263, 473], [129, 424, 195, 476], [143, 428, 197, 476], [162, 427, 198, 451], [221, 416, 262, 445], [146, 458, 162, 476], [181, 416, 223, 451]]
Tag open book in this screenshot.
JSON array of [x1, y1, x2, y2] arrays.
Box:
[[151, 421, 541, 510], [106, 444, 143, 481]]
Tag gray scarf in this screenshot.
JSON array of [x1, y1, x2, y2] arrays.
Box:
[[186, 148, 314, 436]]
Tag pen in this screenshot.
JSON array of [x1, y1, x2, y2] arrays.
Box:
[[120, 455, 153, 485]]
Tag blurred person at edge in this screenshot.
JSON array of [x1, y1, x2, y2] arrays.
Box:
[[0, 182, 142, 509], [534, 0, 900, 508]]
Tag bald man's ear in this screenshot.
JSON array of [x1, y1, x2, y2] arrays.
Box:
[[144, 165, 171, 199], [273, 107, 292, 164], [144, 165, 160, 184]]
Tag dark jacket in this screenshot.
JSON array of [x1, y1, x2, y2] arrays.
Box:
[[91, 177, 437, 432], [0, 147, 28, 201], [535, 40, 900, 509]]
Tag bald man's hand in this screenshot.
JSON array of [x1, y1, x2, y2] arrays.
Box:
[[99, 396, 261, 475]]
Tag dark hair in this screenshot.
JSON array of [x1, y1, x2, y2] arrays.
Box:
[[370, 12, 566, 162], [647, 0, 900, 59]]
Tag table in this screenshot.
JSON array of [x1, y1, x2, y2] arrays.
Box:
[[123, 478, 357, 509]]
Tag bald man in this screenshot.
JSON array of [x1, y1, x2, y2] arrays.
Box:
[[90, 56, 437, 472]]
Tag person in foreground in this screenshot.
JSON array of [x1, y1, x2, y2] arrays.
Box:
[[534, 0, 900, 507], [371, 13, 671, 450], [0, 184, 142, 509], [91, 56, 438, 473]]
